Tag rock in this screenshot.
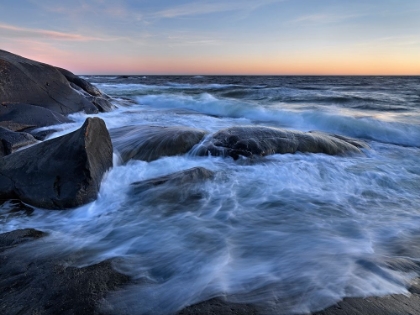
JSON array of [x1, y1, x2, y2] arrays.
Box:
[[0, 228, 47, 250], [132, 167, 214, 189], [130, 167, 214, 214], [110, 125, 207, 162], [194, 126, 368, 159], [178, 298, 258, 315], [0, 49, 111, 115], [57, 67, 116, 112], [0, 103, 72, 131], [0, 117, 113, 209], [0, 229, 130, 315], [0, 127, 37, 157]]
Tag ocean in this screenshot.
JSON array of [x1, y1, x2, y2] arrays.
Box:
[[2, 76, 420, 314]]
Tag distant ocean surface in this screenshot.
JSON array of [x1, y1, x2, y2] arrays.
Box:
[[2, 76, 420, 314]]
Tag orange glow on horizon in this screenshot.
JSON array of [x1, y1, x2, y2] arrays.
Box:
[[10, 48, 420, 76]]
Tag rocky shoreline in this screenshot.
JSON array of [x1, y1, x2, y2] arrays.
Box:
[[1, 50, 418, 314]]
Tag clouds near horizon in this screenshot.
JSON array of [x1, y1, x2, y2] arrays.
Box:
[[1, 0, 419, 74]]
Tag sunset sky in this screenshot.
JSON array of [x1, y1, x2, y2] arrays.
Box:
[[1, 0, 419, 75]]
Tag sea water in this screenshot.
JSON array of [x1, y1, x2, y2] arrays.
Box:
[[1, 76, 420, 314]]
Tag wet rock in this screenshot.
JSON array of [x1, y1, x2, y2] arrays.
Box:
[[110, 125, 207, 162], [0, 228, 47, 250], [178, 298, 258, 315], [0, 117, 113, 209], [195, 126, 368, 159], [0, 127, 37, 157], [130, 167, 214, 214], [0, 103, 71, 131], [0, 229, 130, 315], [57, 67, 116, 112], [132, 167, 214, 189], [0, 49, 114, 115]]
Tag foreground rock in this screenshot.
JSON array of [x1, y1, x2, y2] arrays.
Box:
[[0, 229, 130, 315], [0, 117, 113, 209], [110, 125, 207, 162], [195, 126, 369, 159], [0, 49, 114, 115]]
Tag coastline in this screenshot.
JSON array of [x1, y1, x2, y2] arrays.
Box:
[[1, 50, 420, 315]]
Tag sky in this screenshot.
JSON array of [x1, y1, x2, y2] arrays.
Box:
[[0, 0, 419, 75]]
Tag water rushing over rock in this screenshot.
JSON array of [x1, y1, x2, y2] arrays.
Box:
[[2, 72, 420, 314]]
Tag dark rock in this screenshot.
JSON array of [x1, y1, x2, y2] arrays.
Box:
[[0, 117, 113, 209], [0, 49, 111, 115], [0, 126, 37, 157], [130, 167, 214, 214], [0, 103, 72, 130], [178, 298, 258, 315], [0, 229, 130, 315], [57, 67, 116, 112], [132, 167, 214, 189], [0, 228, 47, 250], [110, 125, 207, 162], [195, 126, 368, 159]]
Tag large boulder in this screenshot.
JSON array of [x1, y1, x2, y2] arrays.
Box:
[[0, 49, 113, 115], [110, 125, 207, 162], [0, 117, 113, 209], [194, 126, 369, 159]]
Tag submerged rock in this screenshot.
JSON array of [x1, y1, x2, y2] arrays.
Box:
[[0, 49, 113, 115], [111, 125, 207, 162], [130, 167, 214, 214], [195, 126, 368, 159], [0, 117, 113, 209], [132, 167, 214, 189], [0, 127, 37, 157]]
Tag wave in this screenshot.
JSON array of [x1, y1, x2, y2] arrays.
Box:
[[135, 93, 420, 147]]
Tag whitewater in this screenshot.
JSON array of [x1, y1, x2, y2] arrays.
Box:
[[1, 76, 420, 314]]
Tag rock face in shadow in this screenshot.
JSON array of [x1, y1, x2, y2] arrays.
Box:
[[0, 229, 130, 315], [194, 126, 368, 159], [0, 49, 113, 115], [0, 127, 37, 157], [0, 103, 72, 131], [110, 125, 207, 162], [0, 117, 113, 209]]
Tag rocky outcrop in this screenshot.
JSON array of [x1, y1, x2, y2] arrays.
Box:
[[0, 49, 113, 115], [111, 125, 207, 162], [194, 126, 369, 159], [0, 117, 113, 209]]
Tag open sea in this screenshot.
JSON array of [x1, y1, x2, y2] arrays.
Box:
[[2, 76, 420, 314]]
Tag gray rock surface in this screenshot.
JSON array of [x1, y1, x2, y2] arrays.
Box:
[[111, 125, 207, 162], [0, 103, 71, 131], [0, 117, 113, 209], [195, 126, 368, 159], [0, 49, 113, 115]]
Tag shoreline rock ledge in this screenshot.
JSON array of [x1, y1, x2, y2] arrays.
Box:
[[0, 117, 113, 209]]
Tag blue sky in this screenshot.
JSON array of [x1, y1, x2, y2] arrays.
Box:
[[1, 0, 419, 74]]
